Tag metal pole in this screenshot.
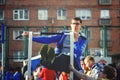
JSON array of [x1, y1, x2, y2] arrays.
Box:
[[84, 25, 88, 57], [103, 26, 107, 57], [2, 44, 4, 80], [23, 26, 29, 59], [70, 32, 74, 80], [27, 32, 32, 80]]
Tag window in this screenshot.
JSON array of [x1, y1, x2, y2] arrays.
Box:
[[38, 9, 48, 20], [87, 28, 92, 41], [0, 10, 4, 20], [13, 50, 24, 62], [89, 48, 103, 57], [100, 10, 110, 19], [0, 0, 5, 4], [76, 9, 92, 20], [57, 9, 67, 20], [13, 30, 23, 40], [100, 29, 111, 40], [13, 9, 29, 20]]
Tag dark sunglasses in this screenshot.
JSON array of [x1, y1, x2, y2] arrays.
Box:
[[71, 23, 80, 25]]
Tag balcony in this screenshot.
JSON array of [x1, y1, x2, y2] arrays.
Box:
[[99, 40, 112, 48], [99, 19, 112, 26], [99, 0, 112, 5], [0, 0, 5, 5]]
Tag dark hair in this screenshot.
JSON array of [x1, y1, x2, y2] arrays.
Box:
[[102, 65, 116, 79], [80, 58, 85, 62], [73, 17, 82, 24]]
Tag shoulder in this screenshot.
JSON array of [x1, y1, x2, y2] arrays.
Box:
[[79, 32, 87, 39]]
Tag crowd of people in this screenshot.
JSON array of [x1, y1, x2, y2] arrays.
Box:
[[69, 55, 120, 80], [0, 17, 120, 80], [0, 55, 120, 80]]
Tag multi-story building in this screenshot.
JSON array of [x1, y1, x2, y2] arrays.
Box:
[[0, 0, 120, 68]]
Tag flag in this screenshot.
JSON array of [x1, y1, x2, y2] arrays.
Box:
[[1, 23, 5, 44]]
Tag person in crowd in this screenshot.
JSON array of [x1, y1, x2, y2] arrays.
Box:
[[108, 63, 117, 80], [4, 67, 14, 80], [38, 67, 56, 80], [59, 71, 69, 80], [69, 64, 116, 80], [33, 64, 42, 80], [84, 55, 103, 79], [80, 58, 90, 76], [116, 62, 120, 80], [13, 67, 22, 80]]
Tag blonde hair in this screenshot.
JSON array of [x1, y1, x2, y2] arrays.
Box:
[[84, 55, 95, 62]]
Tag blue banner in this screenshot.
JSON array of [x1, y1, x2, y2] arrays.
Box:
[[1, 23, 4, 44]]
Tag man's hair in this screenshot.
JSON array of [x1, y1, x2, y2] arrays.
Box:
[[85, 55, 95, 62], [73, 17, 82, 24]]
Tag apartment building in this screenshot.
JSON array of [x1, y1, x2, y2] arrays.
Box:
[[0, 0, 120, 68]]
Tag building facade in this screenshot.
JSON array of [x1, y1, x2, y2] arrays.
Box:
[[0, 0, 120, 68]]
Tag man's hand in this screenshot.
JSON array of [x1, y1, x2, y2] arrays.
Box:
[[69, 64, 75, 71], [22, 31, 29, 38]]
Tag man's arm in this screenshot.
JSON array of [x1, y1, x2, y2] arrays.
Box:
[[69, 64, 92, 80], [32, 35, 62, 44], [22, 31, 62, 44]]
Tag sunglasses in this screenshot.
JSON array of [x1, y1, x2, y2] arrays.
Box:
[[71, 23, 81, 25]]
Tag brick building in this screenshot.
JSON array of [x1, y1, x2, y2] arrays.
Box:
[[0, 0, 120, 68]]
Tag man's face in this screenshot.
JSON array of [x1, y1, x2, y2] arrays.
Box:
[[70, 19, 82, 33], [84, 60, 91, 68], [81, 61, 88, 70]]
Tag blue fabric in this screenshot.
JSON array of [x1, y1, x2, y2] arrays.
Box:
[[32, 32, 87, 69], [0, 71, 2, 80], [13, 72, 21, 80], [31, 58, 40, 71], [4, 71, 14, 80]]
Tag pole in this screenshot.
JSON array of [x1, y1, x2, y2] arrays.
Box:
[[24, 26, 29, 59], [27, 32, 32, 80], [70, 32, 74, 80], [1, 23, 5, 80], [84, 25, 88, 57], [2, 44, 4, 80], [102, 25, 107, 57]]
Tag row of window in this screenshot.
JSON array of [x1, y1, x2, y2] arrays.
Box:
[[0, 48, 111, 62], [0, 29, 111, 62], [0, 9, 110, 20]]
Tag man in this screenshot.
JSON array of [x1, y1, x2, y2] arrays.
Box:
[[84, 56, 102, 79], [23, 17, 87, 72]]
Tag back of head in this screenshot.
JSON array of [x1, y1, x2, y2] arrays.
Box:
[[102, 65, 116, 79]]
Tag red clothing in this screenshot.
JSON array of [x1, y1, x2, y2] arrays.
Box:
[[59, 72, 68, 80], [38, 68, 56, 80]]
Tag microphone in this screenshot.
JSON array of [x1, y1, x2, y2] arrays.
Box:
[[16, 35, 23, 39]]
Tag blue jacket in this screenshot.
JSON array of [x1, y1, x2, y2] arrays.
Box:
[[32, 32, 87, 69]]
